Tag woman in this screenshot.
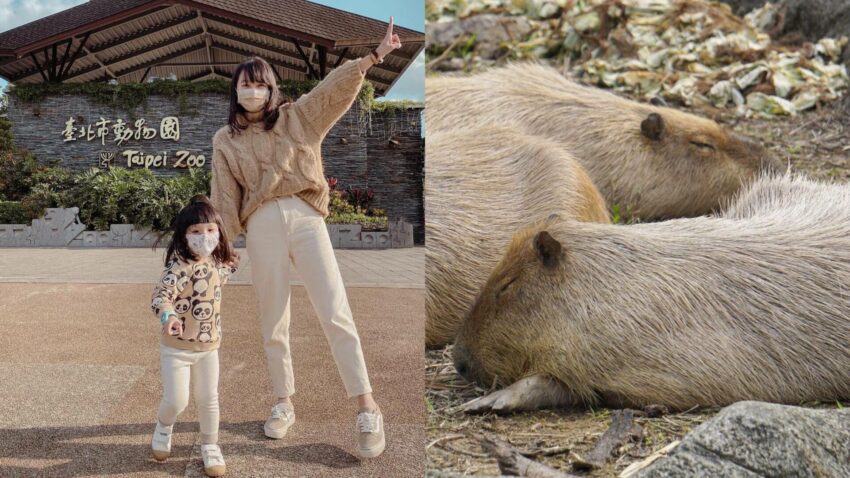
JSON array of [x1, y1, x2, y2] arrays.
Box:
[[210, 18, 401, 458]]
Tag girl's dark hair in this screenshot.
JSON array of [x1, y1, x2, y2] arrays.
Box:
[[153, 195, 237, 267], [227, 56, 287, 136]]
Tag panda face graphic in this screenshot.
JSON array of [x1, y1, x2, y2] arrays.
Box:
[[174, 298, 191, 314], [192, 300, 214, 321], [161, 273, 178, 287], [194, 279, 209, 295], [198, 322, 213, 342], [176, 275, 190, 292], [152, 296, 164, 310], [213, 285, 222, 302], [165, 259, 176, 270], [192, 262, 211, 280]]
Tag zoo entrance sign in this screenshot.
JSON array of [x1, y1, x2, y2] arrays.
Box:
[[60, 115, 206, 169]]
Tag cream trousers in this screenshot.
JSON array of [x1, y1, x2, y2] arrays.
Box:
[[157, 344, 219, 444], [245, 195, 372, 398]]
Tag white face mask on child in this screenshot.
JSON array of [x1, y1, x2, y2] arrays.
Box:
[[186, 231, 219, 258], [237, 87, 269, 113]]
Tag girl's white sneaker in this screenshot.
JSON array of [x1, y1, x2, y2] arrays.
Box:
[[201, 443, 226, 477], [151, 421, 173, 461]]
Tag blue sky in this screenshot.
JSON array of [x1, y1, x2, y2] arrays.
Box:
[[0, 0, 424, 101]]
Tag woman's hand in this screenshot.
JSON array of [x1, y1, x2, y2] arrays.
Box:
[[376, 16, 402, 59], [359, 16, 402, 72], [163, 316, 183, 336]]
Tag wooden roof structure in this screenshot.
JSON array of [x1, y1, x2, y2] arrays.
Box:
[[0, 0, 424, 96]]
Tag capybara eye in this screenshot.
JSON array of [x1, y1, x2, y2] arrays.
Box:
[[690, 141, 715, 151], [496, 276, 518, 299]]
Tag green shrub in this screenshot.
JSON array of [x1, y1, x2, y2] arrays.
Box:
[[0, 200, 26, 223], [0, 150, 43, 200]]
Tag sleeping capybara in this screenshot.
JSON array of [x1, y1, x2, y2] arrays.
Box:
[[425, 125, 610, 348], [453, 174, 850, 412], [426, 62, 778, 220]]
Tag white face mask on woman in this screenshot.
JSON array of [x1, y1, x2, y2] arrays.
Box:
[[186, 230, 220, 258], [237, 87, 269, 113]]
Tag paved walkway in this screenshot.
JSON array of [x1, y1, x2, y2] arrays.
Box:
[[0, 247, 425, 477], [0, 247, 424, 288]]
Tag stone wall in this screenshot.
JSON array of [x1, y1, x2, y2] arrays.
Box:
[[6, 92, 425, 244]]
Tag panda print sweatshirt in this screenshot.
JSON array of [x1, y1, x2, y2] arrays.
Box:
[[150, 256, 238, 351]]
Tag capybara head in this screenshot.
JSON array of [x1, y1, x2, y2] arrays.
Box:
[[626, 106, 779, 218], [454, 214, 572, 392]]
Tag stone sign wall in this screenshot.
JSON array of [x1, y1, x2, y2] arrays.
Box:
[[7, 93, 425, 244]]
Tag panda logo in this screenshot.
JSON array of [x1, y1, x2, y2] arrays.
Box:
[[198, 322, 212, 342], [174, 298, 191, 315], [151, 296, 165, 311], [176, 275, 190, 292], [194, 278, 209, 295], [165, 259, 176, 271], [161, 273, 178, 287], [192, 299, 214, 321], [192, 262, 211, 280], [213, 285, 222, 302]]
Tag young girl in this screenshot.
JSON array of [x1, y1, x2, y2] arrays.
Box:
[[149, 195, 239, 477]]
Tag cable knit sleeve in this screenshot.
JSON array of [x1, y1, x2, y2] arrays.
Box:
[[292, 59, 366, 141], [210, 134, 244, 242]]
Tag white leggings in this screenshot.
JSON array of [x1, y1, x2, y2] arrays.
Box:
[[245, 195, 372, 399], [157, 344, 219, 444]]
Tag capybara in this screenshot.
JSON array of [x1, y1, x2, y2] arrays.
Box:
[[425, 125, 610, 348], [426, 62, 778, 220], [453, 174, 850, 412]]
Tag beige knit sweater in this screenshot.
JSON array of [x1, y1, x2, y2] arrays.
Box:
[[210, 59, 365, 240]]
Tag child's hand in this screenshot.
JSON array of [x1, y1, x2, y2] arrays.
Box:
[[162, 316, 183, 336], [225, 252, 240, 268]]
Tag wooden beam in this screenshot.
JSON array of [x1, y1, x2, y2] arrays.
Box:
[[61, 29, 205, 82], [210, 41, 305, 76], [81, 44, 117, 80], [29, 52, 48, 82], [58, 33, 89, 79], [139, 66, 152, 83], [56, 39, 73, 81], [88, 11, 200, 54], [50, 44, 58, 80], [318, 45, 327, 78], [196, 11, 215, 78], [110, 42, 208, 79], [206, 27, 303, 63], [291, 39, 318, 79], [332, 47, 348, 68]]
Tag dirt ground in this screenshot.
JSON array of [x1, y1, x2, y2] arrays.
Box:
[[424, 46, 850, 478]]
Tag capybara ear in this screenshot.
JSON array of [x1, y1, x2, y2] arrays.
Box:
[[641, 113, 664, 140], [649, 96, 668, 107], [547, 213, 560, 221], [535, 231, 562, 268]]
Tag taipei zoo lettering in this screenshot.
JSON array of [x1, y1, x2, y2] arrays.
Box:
[[61, 115, 204, 169]]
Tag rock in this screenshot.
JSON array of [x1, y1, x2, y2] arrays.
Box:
[[637, 401, 850, 478], [426, 14, 533, 59]]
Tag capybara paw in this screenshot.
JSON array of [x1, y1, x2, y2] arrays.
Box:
[[461, 389, 525, 414]]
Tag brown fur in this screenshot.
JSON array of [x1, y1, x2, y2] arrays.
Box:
[[425, 125, 610, 348], [454, 175, 850, 410], [426, 62, 778, 220]]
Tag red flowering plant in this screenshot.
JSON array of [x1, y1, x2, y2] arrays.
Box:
[[325, 177, 387, 231]]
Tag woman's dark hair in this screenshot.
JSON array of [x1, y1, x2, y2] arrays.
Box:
[[153, 195, 237, 267], [227, 56, 286, 136]]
